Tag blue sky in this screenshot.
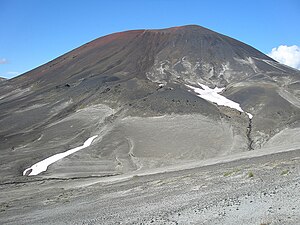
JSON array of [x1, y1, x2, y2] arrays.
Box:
[[1, 0, 300, 78]]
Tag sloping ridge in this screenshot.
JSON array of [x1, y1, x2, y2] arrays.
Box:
[[8, 25, 275, 88], [0, 25, 299, 180]]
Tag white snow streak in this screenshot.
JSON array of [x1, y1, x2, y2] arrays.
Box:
[[23, 135, 98, 176], [186, 83, 253, 119]]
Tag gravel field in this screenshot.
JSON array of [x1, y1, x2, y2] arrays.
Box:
[[1, 148, 299, 225]]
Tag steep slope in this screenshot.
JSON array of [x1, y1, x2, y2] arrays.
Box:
[[0, 25, 299, 181]]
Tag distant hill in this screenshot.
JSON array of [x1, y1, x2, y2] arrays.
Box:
[[0, 25, 300, 180]]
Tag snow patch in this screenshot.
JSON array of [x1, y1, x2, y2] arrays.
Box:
[[23, 135, 98, 176], [186, 83, 253, 119], [246, 112, 253, 119]]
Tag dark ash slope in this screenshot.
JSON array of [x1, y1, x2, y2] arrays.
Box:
[[0, 25, 299, 181]]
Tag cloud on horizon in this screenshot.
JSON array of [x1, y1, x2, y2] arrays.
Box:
[[0, 58, 8, 64], [6, 71, 20, 76], [268, 45, 300, 70], [0, 71, 21, 79]]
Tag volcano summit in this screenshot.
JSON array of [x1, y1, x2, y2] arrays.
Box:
[[1, 25, 300, 224]]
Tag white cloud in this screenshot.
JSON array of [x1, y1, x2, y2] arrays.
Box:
[[0, 58, 8, 64], [268, 45, 300, 70], [6, 71, 20, 76], [0, 71, 21, 79]]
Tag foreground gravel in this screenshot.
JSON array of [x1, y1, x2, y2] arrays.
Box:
[[1, 149, 299, 225]]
